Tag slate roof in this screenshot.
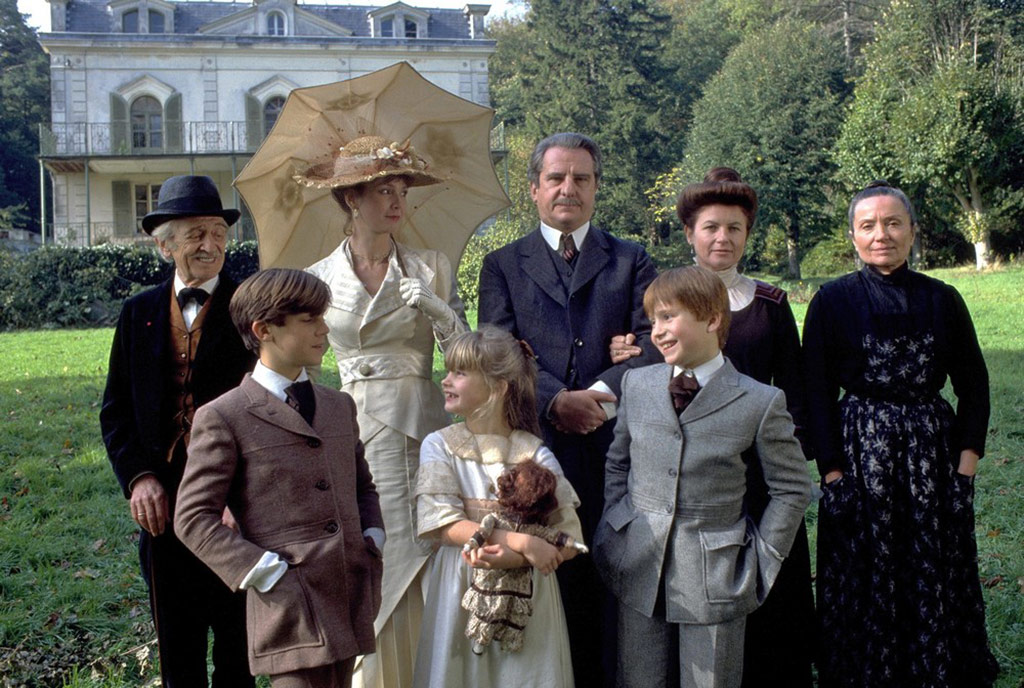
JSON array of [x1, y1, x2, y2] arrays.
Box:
[[61, 0, 473, 39]]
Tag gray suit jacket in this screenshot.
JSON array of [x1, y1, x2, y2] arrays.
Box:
[[593, 360, 812, 625]]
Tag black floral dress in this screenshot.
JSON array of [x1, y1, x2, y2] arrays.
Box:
[[803, 265, 998, 688]]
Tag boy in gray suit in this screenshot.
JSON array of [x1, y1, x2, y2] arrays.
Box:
[[593, 266, 812, 688]]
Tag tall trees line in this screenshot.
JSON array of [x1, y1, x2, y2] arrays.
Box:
[[489, 0, 1024, 274]]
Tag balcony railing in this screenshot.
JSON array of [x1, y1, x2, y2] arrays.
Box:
[[40, 121, 262, 157], [45, 217, 257, 247]]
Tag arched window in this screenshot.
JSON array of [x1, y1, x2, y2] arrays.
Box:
[[121, 9, 139, 33], [131, 96, 163, 150], [267, 11, 285, 36], [264, 96, 285, 136], [148, 10, 165, 33], [404, 19, 418, 38]]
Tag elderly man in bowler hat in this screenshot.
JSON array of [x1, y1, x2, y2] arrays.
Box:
[[100, 175, 257, 686]]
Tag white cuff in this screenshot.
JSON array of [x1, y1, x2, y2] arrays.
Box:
[[588, 380, 617, 420], [363, 527, 386, 550], [239, 551, 288, 592]]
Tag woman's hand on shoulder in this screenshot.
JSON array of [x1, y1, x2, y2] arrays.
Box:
[[609, 333, 642, 364], [823, 470, 844, 485]]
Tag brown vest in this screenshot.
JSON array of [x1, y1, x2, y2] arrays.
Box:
[[164, 290, 212, 462]]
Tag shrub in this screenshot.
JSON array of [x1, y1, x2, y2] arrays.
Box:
[[457, 218, 531, 310], [801, 233, 856, 277], [0, 241, 260, 330]]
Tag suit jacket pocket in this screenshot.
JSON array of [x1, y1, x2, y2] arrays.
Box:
[[700, 519, 757, 605], [592, 498, 639, 588], [248, 565, 325, 657]]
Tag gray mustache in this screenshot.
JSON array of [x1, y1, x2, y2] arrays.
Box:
[[554, 199, 582, 207]]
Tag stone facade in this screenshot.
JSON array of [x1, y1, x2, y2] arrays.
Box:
[[38, 0, 494, 244]]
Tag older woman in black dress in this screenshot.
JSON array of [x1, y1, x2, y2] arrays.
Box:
[[611, 167, 815, 687], [804, 181, 999, 687]]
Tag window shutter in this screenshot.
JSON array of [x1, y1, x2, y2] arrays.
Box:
[[245, 93, 262, 152], [165, 93, 182, 153], [112, 180, 133, 236], [110, 93, 129, 154]]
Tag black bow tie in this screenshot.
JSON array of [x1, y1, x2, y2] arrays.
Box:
[[177, 287, 209, 310], [285, 380, 316, 426]]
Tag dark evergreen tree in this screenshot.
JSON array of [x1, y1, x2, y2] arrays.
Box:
[[0, 0, 50, 228], [680, 19, 848, 278]]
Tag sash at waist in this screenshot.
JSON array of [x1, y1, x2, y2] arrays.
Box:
[[463, 498, 499, 524], [337, 352, 433, 385]]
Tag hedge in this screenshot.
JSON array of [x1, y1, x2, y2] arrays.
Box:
[[0, 242, 260, 330]]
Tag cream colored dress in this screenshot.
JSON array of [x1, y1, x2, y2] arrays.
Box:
[[412, 423, 580, 688], [307, 239, 467, 688]]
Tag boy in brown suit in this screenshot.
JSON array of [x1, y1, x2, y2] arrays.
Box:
[[175, 268, 384, 688]]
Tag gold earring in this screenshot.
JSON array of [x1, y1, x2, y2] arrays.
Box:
[[352, 207, 360, 219]]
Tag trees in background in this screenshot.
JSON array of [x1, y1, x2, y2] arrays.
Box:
[[835, 0, 1024, 270], [487, 0, 1023, 273], [672, 20, 847, 279], [0, 0, 49, 227]]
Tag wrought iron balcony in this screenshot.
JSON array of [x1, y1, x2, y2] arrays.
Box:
[[40, 121, 262, 157]]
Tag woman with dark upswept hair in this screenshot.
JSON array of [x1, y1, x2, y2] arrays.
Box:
[[804, 180, 999, 687]]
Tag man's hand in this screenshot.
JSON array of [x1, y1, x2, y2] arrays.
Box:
[[609, 333, 642, 364], [221, 507, 239, 532], [130, 475, 169, 535], [551, 389, 616, 434]]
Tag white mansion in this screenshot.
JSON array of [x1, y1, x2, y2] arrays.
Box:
[[37, 0, 496, 244]]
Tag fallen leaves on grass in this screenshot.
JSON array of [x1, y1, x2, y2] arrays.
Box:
[[980, 575, 1004, 588]]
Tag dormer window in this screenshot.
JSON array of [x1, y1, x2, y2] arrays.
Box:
[[148, 9, 164, 33], [369, 4, 428, 39], [267, 11, 285, 36], [122, 9, 139, 32]]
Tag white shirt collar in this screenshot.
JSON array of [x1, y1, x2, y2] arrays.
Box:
[[540, 221, 591, 252], [173, 273, 219, 297], [673, 351, 725, 388], [251, 361, 310, 402], [713, 265, 757, 311]]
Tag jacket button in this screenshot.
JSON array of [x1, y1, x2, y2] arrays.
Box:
[[574, 338, 584, 347], [359, 363, 373, 376], [307, 438, 321, 448], [315, 479, 329, 491], [325, 521, 339, 534], [665, 505, 673, 514], [669, 468, 677, 477]]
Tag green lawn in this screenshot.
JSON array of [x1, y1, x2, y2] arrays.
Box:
[[0, 266, 1020, 686]]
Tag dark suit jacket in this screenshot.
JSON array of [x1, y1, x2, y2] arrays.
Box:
[[479, 225, 659, 411], [100, 275, 257, 499], [175, 376, 384, 675], [478, 226, 659, 532]]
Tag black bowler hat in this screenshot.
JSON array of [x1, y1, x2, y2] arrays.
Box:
[[142, 175, 241, 234]]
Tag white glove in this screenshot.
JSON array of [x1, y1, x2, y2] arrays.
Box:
[[399, 277, 456, 335]]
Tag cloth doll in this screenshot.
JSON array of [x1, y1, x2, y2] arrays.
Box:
[[461, 460, 588, 654]]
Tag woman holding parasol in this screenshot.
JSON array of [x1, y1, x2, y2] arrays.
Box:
[[297, 135, 469, 687]]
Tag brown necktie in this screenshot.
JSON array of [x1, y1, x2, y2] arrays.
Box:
[[668, 372, 700, 413], [560, 233, 577, 262]]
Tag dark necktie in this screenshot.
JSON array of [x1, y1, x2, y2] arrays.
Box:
[[177, 287, 209, 310], [285, 380, 316, 426], [560, 233, 577, 263], [669, 371, 700, 413]]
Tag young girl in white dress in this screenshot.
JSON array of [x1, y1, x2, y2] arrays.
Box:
[[412, 326, 583, 688]]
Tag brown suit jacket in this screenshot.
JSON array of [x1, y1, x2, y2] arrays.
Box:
[[175, 375, 384, 676]]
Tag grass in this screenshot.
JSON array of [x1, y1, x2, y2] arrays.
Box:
[[0, 267, 1021, 686]]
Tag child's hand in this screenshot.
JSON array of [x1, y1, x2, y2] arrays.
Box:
[[463, 543, 527, 570], [520, 536, 564, 575]]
